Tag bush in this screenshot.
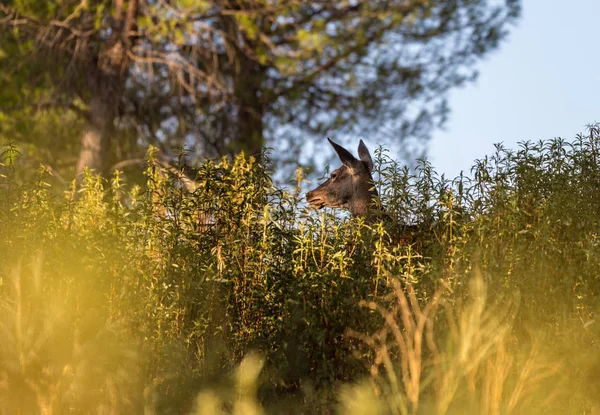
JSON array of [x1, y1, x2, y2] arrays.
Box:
[[1, 126, 600, 414]]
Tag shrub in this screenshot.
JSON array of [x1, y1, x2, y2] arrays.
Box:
[[1, 126, 599, 413]]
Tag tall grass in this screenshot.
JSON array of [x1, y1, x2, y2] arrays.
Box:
[[1, 126, 600, 413]]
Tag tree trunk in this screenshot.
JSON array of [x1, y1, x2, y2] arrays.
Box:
[[76, 0, 138, 179], [75, 73, 120, 177], [233, 54, 265, 157], [237, 96, 264, 156]]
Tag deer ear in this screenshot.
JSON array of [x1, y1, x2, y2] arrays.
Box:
[[358, 140, 373, 173], [328, 137, 358, 169]]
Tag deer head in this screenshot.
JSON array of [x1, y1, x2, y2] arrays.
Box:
[[306, 138, 378, 217]]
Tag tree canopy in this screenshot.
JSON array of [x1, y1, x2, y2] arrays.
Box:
[[0, 0, 521, 179]]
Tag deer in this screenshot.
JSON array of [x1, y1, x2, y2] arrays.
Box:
[[306, 138, 428, 246], [306, 137, 380, 218]]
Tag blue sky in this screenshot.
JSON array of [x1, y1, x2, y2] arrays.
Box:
[[426, 0, 600, 178]]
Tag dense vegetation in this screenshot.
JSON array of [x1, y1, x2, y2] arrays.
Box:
[[1, 126, 600, 414]]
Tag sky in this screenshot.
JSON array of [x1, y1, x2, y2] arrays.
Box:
[[425, 0, 600, 178]]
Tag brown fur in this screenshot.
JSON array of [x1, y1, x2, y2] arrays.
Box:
[[306, 138, 378, 217]]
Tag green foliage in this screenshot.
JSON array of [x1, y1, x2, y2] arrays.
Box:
[[1, 0, 521, 177], [0, 24, 84, 179], [1, 127, 600, 413]]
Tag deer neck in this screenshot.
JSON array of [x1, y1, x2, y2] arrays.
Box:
[[349, 187, 380, 218]]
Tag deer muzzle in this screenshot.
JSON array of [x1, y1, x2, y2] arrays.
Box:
[[306, 190, 326, 209]]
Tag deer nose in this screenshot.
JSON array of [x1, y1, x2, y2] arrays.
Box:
[[306, 190, 313, 199]]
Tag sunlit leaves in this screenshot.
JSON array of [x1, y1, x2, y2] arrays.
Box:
[[1, 125, 600, 412]]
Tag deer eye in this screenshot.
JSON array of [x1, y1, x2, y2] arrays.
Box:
[[331, 172, 337, 180]]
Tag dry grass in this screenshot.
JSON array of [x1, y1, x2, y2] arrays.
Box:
[[347, 270, 565, 415]]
